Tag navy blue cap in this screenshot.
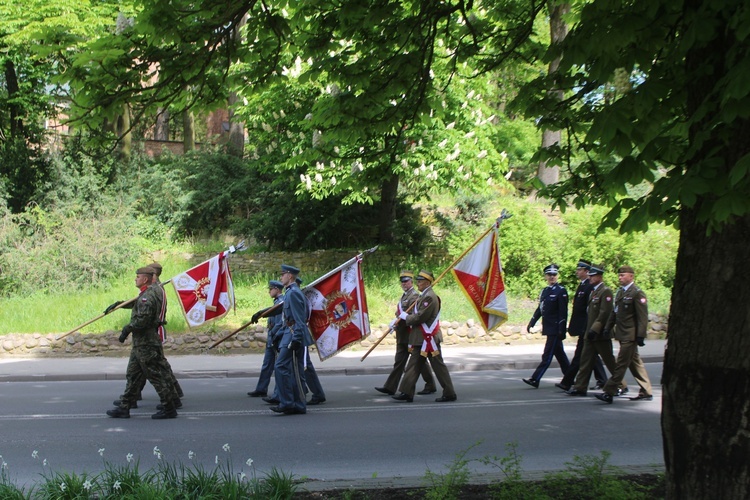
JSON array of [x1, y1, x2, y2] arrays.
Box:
[[576, 259, 592, 270], [268, 280, 283, 289], [543, 264, 559, 275], [280, 264, 300, 275]]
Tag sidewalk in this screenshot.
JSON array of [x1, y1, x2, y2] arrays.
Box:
[[0, 340, 666, 383]]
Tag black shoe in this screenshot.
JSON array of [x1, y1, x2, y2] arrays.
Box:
[[156, 399, 182, 410], [617, 387, 630, 396], [106, 407, 130, 418], [435, 395, 457, 402], [247, 390, 267, 397], [590, 383, 604, 390], [151, 408, 177, 419], [417, 389, 437, 395], [375, 387, 395, 395], [565, 389, 587, 397], [262, 396, 280, 404], [629, 394, 653, 401], [112, 399, 137, 409], [392, 393, 413, 403], [270, 406, 306, 415], [307, 398, 326, 405], [554, 383, 571, 391], [523, 378, 539, 388], [595, 393, 613, 404]]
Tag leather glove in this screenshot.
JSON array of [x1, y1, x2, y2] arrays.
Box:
[[104, 301, 123, 314], [119, 325, 133, 343], [587, 329, 598, 340], [602, 329, 610, 339], [288, 340, 301, 350], [526, 323, 533, 333], [398, 311, 408, 321], [251, 311, 261, 324], [637, 337, 645, 347]]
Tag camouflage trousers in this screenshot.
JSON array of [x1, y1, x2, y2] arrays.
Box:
[[119, 345, 178, 410], [119, 346, 182, 403]]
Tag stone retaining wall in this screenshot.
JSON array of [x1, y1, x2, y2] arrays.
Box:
[[0, 314, 668, 357]]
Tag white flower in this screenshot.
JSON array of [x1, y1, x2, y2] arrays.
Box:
[[188, 451, 195, 460], [246, 458, 254, 467], [43, 459, 48, 467], [477, 150, 488, 159], [113, 480, 121, 491], [98, 448, 105, 457], [314, 173, 323, 182], [330, 176, 337, 186], [60, 482, 66, 492], [126, 453, 134, 463], [215, 455, 219, 465], [239, 471, 247, 481], [153, 446, 160, 456], [464, 131, 475, 139], [83, 480, 92, 491], [222, 443, 230, 453], [32, 450, 38, 459], [446, 121, 455, 129], [156, 452, 162, 460]]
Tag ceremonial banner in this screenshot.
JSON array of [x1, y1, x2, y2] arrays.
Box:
[[303, 256, 370, 360], [172, 251, 235, 328], [451, 225, 508, 331]]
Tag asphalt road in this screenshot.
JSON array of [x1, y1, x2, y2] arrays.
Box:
[[0, 364, 664, 491]]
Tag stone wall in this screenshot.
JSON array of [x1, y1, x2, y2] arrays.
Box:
[[0, 314, 668, 357]]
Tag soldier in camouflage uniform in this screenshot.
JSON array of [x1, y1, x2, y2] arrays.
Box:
[[107, 266, 179, 419]]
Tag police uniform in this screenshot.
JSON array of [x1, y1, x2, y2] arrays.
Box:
[[299, 277, 326, 405], [599, 266, 652, 401], [272, 264, 314, 415], [248, 280, 285, 397], [557, 260, 607, 389], [523, 264, 570, 387], [570, 265, 625, 395], [394, 270, 456, 402], [107, 267, 178, 419], [376, 271, 436, 395]]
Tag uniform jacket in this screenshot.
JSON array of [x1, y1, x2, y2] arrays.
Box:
[[129, 285, 163, 347], [568, 279, 594, 336], [280, 283, 315, 347], [266, 295, 284, 348], [404, 286, 443, 344], [586, 283, 614, 337], [605, 283, 648, 341], [396, 286, 419, 345], [529, 283, 568, 336]]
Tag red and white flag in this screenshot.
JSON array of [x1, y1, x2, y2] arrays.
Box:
[[303, 256, 370, 360], [451, 224, 508, 331], [172, 251, 235, 328]]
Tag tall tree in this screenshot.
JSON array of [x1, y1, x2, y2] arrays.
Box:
[[521, 0, 750, 497]]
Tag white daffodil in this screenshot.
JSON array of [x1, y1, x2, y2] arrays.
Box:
[[239, 472, 247, 481], [98, 448, 105, 457], [246, 458, 254, 467], [60, 482, 66, 492], [83, 480, 92, 491], [113, 480, 121, 491], [222, 443, 230, 453], [153, 446, 160, 456], [32, 450, 38, 459], [126, 453, 134, 463], [188, 451, 195, 460]]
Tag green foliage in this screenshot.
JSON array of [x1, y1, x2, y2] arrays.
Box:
[[480, 442, 545, 500], [0, 138, 52, 213], [423, 442, 478, 500]]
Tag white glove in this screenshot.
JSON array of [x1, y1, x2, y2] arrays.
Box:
[[399, 311, 408, 321], [229, 245, 236, 253], [389, 319, 397, 329]]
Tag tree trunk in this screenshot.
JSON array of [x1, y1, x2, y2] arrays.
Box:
[[116, 104, 132, 162], [183, 110, 195, 152], [4, 59, 24, 138], [536, 1, 569, 186], [662, 2, 750, 497], [377, 173, 399, 243], [154, 108, 170, 141], [227, 91, 245, 158]]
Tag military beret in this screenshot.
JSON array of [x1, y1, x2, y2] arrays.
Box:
[[576, 259, 592, 270], [136, 266, 155, 275], [587, 264, 605, 276], [268, 280, 283, 289], [416, 270, 434, 283], [618, 265, 635, 274], [543, 264, 559, 275], [280, 264, 300, 275], [148, 262, 163, 276], [399, 270, 414, 282]]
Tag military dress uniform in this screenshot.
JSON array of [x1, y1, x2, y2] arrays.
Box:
[[524, 264, 570, 387], [248, 281, 285, 397], [598, 267, 652, 402], [558, 261, 607, 389], [377, 271, 436, 395], [272, 265, 314, 415], [394, 271, 456, 402], [570, 266, 626, 395]]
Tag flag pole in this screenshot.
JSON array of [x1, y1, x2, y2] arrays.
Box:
[[208, 246, 378, 351], [56, 241, 247, 341], [359, 211, 511, 362]]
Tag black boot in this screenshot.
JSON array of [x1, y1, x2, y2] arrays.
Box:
[[106, 407, 130, 418], [113, 399, 137, 409], [152, 406, 178, 419]]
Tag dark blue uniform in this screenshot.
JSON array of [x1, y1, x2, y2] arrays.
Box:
[[252, 295, 284, 396], [528, 283, 570, 383]]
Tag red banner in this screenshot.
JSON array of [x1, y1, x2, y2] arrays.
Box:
[[171, 251, 235, 328]]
